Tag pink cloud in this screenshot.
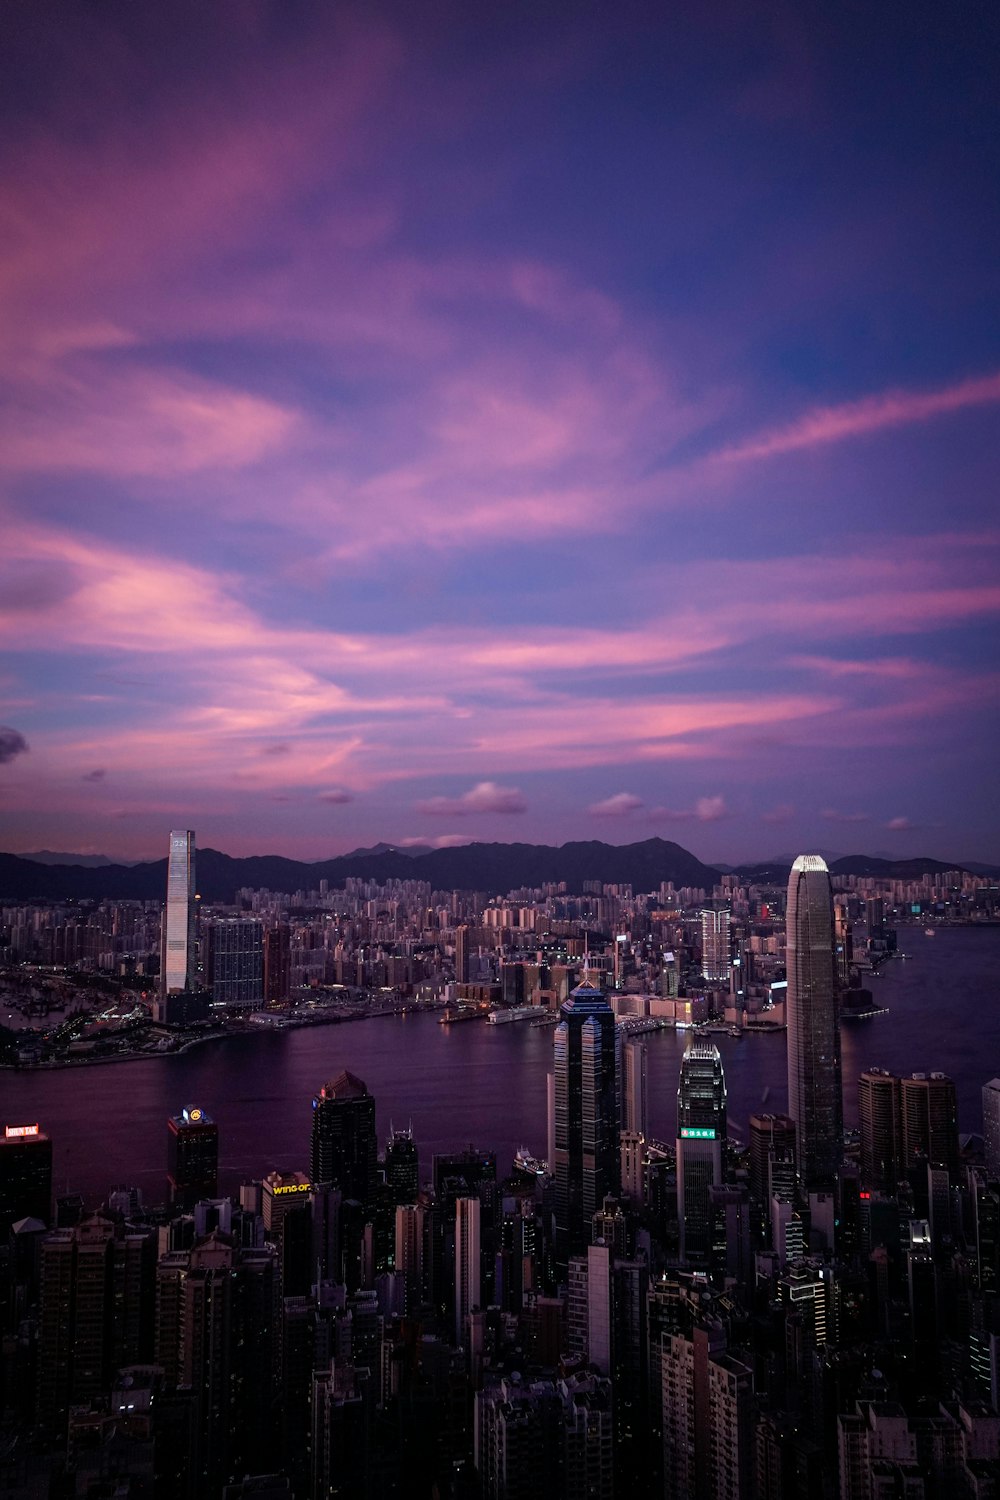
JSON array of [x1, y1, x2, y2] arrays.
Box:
[[0, 367, 297, 478], [399, 834, 473, 849], [885, 816, 915, 831], [820, 809, 870, 824], [715, 370, 1000, 465], [788, 655, 929, 680], [650, 795, 730, 823], [588, 792, 644, 817], [415, 781, 528, 816]]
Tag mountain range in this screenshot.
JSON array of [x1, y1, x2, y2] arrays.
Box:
[[0, 839, 993, 904]]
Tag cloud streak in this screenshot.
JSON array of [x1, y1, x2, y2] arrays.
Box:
[[716, 370, 1000, 464]]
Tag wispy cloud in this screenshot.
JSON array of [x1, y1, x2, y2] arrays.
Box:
[[821, 808, 870, 824], [716, 370, 1000, 465], [651, 795, 730, 823], [399, 833, 473, 849]]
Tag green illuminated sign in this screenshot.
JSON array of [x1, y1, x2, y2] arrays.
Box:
[[680, 1127, 716, 1139]]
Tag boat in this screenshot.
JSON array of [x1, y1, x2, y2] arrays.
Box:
[[488, 1005, 542, 1025], [924, 928, 935, 937]]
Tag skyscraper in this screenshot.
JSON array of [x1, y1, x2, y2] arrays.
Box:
[[785, 854, 842, 1188], [455, 1195, 481, 1345], [553, 978, 620, 1273], [0, 1122, 52, 1239], [676, 1038, 727, 1263], [455, 924, 470, 986], [263, 923, 291, 1005], [984, 1078, 1000, 1181], [161, 830, 196, 994], [700, 907, 732, 983], [858, 1069, 902, 1192], [900, 1071, 959, 1175], [384, 1127, 419, 1204], [166, 1106, 218, 1208], [621, 1039, 648, 1138], [203, 917, 264, 1009], [311, 1072, 377, 1208]]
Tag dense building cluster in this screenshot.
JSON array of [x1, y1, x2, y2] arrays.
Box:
[[2, 841, 1000, 1496]]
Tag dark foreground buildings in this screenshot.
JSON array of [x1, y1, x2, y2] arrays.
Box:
[[8, 859, 1000, 1499]]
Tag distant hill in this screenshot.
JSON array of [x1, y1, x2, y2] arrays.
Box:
[[0, 838, 720, 903], [20, 850, 123, 867], [0, 841, 990, 904], [734, 854, 994, 883], [828, 854, 985, 879]]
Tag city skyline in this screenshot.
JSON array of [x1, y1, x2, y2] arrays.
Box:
[[0, 3, 998, 865]]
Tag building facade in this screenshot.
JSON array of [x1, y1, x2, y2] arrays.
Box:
[[161, 829, 196, 994], [785, 854, 842, 1188], [676, 1038, 727, 1264], [553, 979, 620, 1273]]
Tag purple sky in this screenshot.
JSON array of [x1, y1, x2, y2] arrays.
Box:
[[1, 1, 999, 864]]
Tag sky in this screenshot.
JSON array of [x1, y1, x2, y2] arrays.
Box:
[[1, 0, 998, 866]]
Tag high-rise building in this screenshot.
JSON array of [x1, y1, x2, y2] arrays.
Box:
[[156, 1231, 277, 1494], [311, 1072, 377, 1208], [858, 1069, 902, 1192], [161, 830, 196, 994], [166, 1105, 218, 1209], [985, 1079, 1000, 1181], [553, 978, 620, 1272], [475, 1373, 614, 1500], [748, 1115, 796, 1215], [395, 1202, 426, 1311], [834, 901, 854, 988], [455, 925, 470, 985], [785, 854, 842, 1188], [455, 1195, 481, 1346], [384, 1127, 419, 1204], [37, 1213, 157, 1440], [701, 908, 732, 983], [899, 1071, 959, 1175], [1, 1121, 52, 1238], [263, 924, 291, 1005], [676, 1039, 727, 1264], [620, 1131, 646, 1205], [621, 1039, 648, 1138], [203, 917, 264, 1010], [262, 1170, 312, 1300]]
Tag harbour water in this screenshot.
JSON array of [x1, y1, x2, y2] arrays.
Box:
[[3, 926, 998, 1205]]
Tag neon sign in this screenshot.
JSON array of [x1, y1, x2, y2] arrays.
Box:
[[680, 1127, 716, 1139], [4, 1124, 40, 1139]]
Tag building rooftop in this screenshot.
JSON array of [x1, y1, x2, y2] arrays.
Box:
[[318, 1070, 370, 1100]]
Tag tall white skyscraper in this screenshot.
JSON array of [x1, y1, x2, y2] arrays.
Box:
[[984, 1079, 1000, 1182], [786, 854, 842, 1187], [701, 908, 731, 982], [162, 829, 196, 994]]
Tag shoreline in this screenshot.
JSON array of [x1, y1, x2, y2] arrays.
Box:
[[0, 1001, 438, 1072]]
